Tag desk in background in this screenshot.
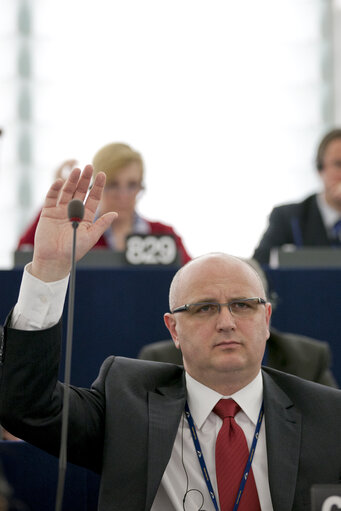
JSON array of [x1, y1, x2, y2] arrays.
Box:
[[266, 267, 341, 386], [0, 441, 99, 510], [0, 266, 340, 386], [0, 264, 341, 510], [0, 267, 177, 387]]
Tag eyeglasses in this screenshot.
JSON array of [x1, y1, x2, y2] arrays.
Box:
[[171, 297, 266, 318], [104, 182, 142, 195], [322, 158, 341, 171]]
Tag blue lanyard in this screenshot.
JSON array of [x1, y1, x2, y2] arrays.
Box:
[[184, 400, 264, 511]]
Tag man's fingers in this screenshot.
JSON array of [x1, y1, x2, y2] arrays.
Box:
[[43, 178, 65, 209], [77, 211, 117, 252], [95, 211, 118, 230], [72, 165, 95, 202], [83, 172, 107, 218], [58, 166, 93, 205], [41, 165, 107, 225], [90, 212, 117, 238]]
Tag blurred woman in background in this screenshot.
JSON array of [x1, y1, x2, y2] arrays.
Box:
[[17, 142, 191, 265]]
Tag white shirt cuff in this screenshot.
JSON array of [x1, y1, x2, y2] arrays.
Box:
[[11, 263, 69, 330]]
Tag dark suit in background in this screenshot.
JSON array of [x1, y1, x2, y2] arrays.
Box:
[[138, 327, 338, 388], [252, 194, 332, 264]]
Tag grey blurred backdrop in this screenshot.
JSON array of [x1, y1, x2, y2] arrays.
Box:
[[1, 0, 341, 267]]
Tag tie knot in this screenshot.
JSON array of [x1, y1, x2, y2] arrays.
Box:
[[213, 398, 240, 420]]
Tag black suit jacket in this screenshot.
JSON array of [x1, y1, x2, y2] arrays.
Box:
[[253, 194, 334, 264], [1, 321, 341, 511], [138, 328, 338, 388]]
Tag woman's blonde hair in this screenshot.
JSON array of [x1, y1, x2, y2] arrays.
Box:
[[92, 142, 144, 183]]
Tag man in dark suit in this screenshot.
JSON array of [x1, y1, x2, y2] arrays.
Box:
[[253, 128, 341, 264], [1, 166, 341, 511]]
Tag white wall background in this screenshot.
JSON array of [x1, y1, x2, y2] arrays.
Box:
[[0, 0, 338, 267]]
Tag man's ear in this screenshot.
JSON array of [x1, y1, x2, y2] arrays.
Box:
[[163, 313, 180, 348], [265, 302, 272, 340]]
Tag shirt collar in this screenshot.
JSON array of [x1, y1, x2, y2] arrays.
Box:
[[316, 193, 341, 229], [185, 371, 263, 429]]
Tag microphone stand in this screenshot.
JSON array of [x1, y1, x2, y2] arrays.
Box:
[[55, 200, 84, 511]]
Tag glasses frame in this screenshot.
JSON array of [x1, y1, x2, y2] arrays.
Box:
[[171, 297, 266, 316], [104, 182, 143, 195]]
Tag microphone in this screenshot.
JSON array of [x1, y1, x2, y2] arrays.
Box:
[[55, 199, 84, 511], [67, 199, 84, 225]]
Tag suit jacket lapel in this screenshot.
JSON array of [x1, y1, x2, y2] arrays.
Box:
[[144, 369, 303, 510], [262, 370, 302, 511], [302, 195, 330, 245], [145, 376, 186, 510]]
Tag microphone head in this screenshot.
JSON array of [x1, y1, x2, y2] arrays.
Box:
[[68, 199, 84, 223]]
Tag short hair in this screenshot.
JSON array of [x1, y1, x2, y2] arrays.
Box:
[[316, 128, 341, 171], [92, 142, 144, 183]]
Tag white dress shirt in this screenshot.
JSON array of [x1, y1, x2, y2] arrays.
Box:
[[151, 372, 273, 510], [11, 266, 274, 511], [12, 264, 69, 330]]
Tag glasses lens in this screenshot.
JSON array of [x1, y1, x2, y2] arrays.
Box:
[[229, 299, 261, 316], [105, 182, 141, 194], [187, 303, 220, 315]]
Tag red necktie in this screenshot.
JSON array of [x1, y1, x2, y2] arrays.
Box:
[[213, 399, 261, 511]]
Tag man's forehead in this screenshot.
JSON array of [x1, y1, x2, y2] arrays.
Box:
[[178, 256, 262, 299], [184, 255, 252, 278]]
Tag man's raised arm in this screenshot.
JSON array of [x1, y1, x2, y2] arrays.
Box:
[[11, 165, 117, 331]]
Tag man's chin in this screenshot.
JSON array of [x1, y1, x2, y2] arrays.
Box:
[[213, 354, 246, 373]]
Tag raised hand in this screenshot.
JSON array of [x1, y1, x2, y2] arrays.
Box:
[[31, 165, 117, 282]]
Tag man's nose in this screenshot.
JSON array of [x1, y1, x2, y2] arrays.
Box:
[[215, 304, 237, 330]]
